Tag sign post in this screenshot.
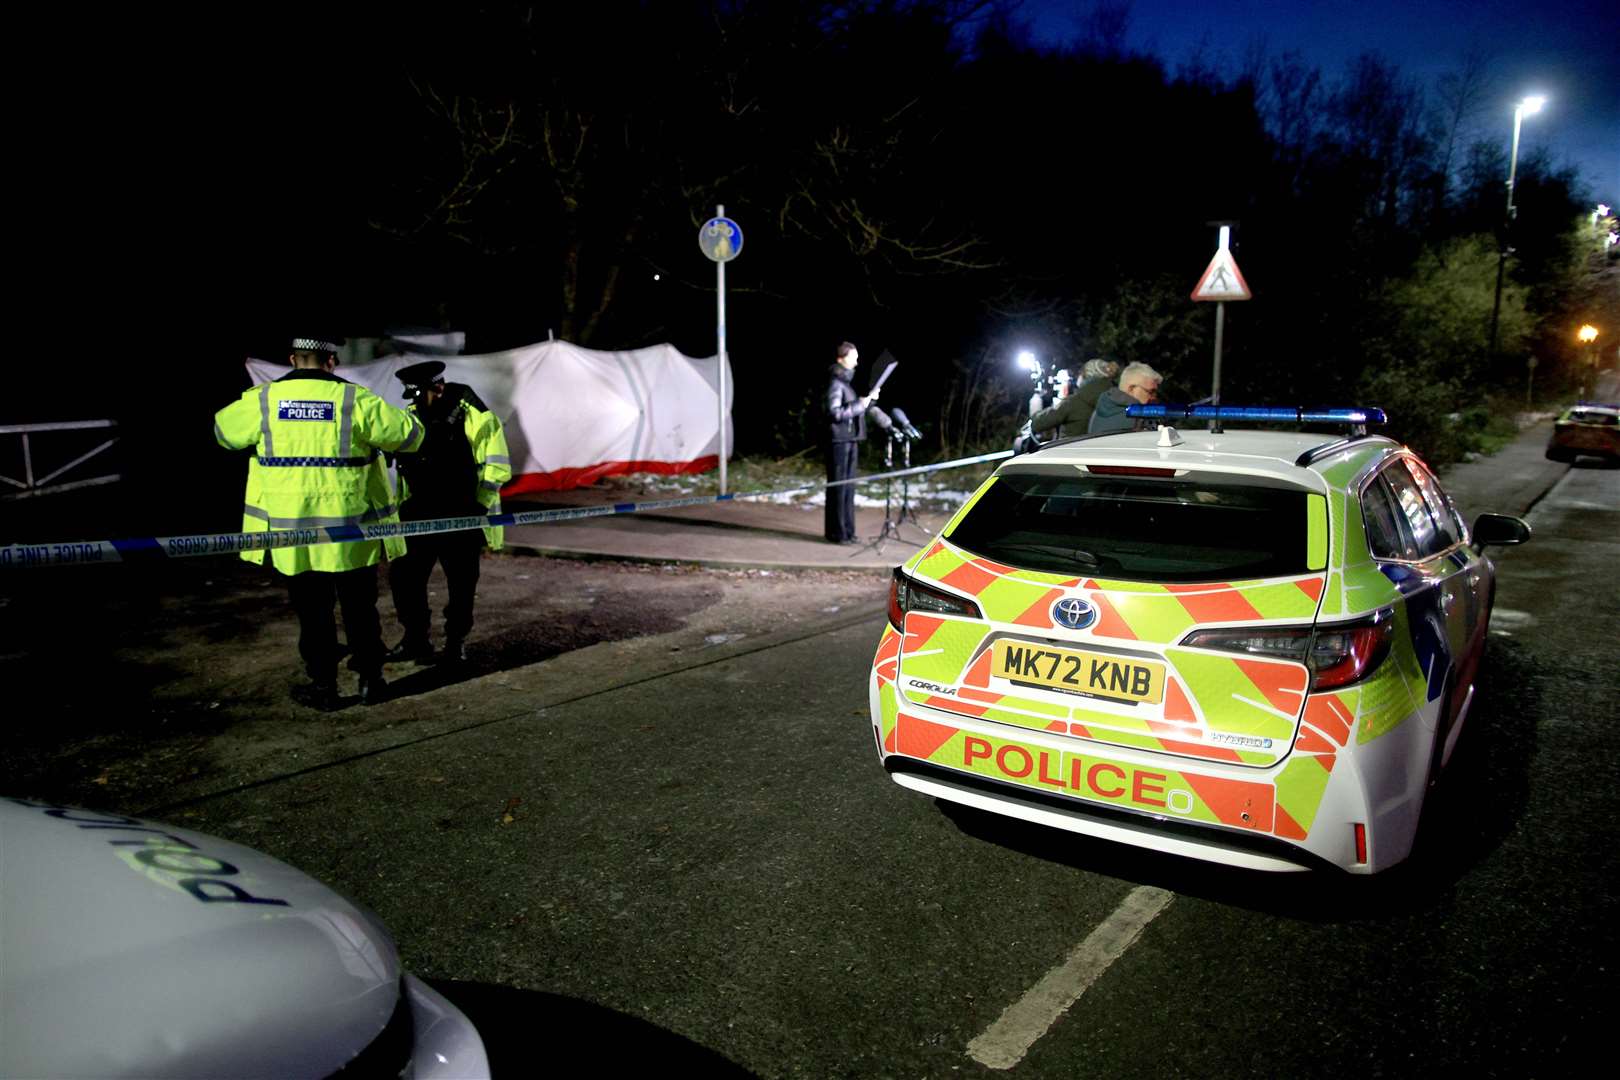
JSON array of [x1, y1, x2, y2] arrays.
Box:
[[699, 207, 743, 493], [1191, 225, 1251, 432]]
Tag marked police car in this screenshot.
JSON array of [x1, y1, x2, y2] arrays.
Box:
[[0, 797, 490, 1079], [1545, 400, 1620, 464], [869, 405, 1530, 873]]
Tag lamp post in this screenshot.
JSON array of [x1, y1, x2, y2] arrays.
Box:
[[1487, 94, 1547, 358], [1578, 324, 1599, 398]]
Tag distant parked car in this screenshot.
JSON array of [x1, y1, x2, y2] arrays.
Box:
[[869, 404, 1530, 874], [0, 797, 490, 1079], [1545, 401, 1620, 463]]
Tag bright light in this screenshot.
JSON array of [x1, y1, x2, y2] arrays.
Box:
[[653, 273, 661, 281], [1599, 204, 1612, 217], [1016, 350, 1039, 372], [1578, 325, 1598, 343], [1519, 95, 1548, 116]]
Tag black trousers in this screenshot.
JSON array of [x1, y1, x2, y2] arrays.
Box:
[[285, 566, 384, 684], [825, 440, 859, 542], [388, 529, 484, 644]]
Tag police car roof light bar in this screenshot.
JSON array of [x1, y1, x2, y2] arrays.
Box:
[[1126, 404, 1389, 426]]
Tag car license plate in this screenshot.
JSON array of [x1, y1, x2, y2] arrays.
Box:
[[991, 640, 1166, 705]]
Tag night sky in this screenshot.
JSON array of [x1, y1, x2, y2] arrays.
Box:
[[11, 1, 1613, 425], [1022, 0, 1618, 202]]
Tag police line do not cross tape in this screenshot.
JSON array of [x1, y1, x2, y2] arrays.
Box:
[[0, 451, 1015, 570]]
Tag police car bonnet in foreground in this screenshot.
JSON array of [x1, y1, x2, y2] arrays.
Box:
[[0, 798, 490, 1079]]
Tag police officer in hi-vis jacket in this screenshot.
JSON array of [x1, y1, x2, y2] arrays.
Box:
[[384, 359, 512, 665], [214, 336, 424, 709]]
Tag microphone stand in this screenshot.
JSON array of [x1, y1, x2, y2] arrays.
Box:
[[854, 432, 903, 556]]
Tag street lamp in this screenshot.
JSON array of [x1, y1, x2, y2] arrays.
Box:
[[1488, 94, 1548, 357], [1578, 324, 1599, 397]]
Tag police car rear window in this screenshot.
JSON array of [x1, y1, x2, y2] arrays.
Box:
[[948, 469, 1310, 583]]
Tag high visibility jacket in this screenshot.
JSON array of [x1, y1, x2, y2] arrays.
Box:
[[397, 383, 512, 550], [214, 368, 425, 574]]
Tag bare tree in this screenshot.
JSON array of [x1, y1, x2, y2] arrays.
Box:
[[1258, 51, 1325, 193]]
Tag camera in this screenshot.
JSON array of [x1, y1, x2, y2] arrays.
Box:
[[1018, 353, 1072, 417]]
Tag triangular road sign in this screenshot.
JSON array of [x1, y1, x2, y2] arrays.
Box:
[[1191, 248, 1251, 301]]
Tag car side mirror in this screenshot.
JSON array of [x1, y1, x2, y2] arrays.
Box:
[[1472, 513, 1531, 551]]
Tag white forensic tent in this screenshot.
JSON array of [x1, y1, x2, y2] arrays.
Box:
[[246, 339, 733, 494]]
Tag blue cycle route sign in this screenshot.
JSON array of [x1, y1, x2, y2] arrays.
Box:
[[699, 217, 743, 262]]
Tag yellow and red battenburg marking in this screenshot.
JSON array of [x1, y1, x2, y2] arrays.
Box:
[[892, 614, 1311, 768], [891, 713, 1280, 833]]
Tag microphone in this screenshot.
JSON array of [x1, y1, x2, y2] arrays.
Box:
[[866, 405, 893, 433], [890, 407, 923, 440]]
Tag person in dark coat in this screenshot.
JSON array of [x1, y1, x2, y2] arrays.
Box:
[[824, 341, 880, 544], [1088, 362, 1164, 434], [1030, 358, 1120, 438]]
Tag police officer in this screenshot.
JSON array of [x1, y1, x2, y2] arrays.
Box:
[[385, 360, 512, 664], [824, 341, 879, 544], [214, 336, 425, 709]]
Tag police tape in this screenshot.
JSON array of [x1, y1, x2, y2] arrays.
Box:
[[0, 449, 1016, 570]]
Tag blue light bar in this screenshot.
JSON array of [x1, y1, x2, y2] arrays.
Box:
[[1126, 404, 1388, 425]]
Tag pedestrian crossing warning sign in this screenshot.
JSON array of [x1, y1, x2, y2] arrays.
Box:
[[1191, 248, 1251, 301]]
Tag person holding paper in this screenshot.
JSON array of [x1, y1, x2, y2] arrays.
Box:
[[823, 341, 880, 544]]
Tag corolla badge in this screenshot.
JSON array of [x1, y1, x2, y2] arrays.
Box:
[[1051, 597, 1097, 630]]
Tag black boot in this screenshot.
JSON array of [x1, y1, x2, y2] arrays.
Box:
[[385, 636, 434, 663], [441, 637, 468, 664]]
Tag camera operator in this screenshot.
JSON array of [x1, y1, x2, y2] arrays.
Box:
[[824, 341, 880, 544], [1031, 358, 1119, 439]]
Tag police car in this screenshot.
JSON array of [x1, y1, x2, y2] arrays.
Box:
[[0, 797, 490, 1078], [1545, 401, 1620, 464], [869, 405, 1530, 873]]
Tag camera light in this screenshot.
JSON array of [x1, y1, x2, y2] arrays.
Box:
[[1016, 350, 1039, 372]]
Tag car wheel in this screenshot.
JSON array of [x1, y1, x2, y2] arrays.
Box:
[[1544, 445, 1575, 463]]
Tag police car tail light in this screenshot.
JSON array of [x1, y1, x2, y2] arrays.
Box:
[[1180, 610, 1393, 691], [1306, 612, 1395, 690], [1180, 626, 1313, 664], [888, 568, 982, 630]]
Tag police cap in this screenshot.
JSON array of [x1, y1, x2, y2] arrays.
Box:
[[396, 360, 447, 400], [291, 336, 345, 357]]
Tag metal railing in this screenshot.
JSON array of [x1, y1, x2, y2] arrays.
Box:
[[0, 420, 121, 500]]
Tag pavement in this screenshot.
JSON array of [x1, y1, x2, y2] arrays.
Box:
[[500, 417, 1573, 572], [503, 483, 959, 571], [1426, 415, 1572, 524]]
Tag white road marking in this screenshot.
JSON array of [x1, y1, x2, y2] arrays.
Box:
[[1488, 607, 1535, 630], [966, 885, 1174, 1070]]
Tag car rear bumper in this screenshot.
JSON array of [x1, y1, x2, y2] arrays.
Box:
[[888, 757, 1319, 871], [871, 689, 1430, 874]]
